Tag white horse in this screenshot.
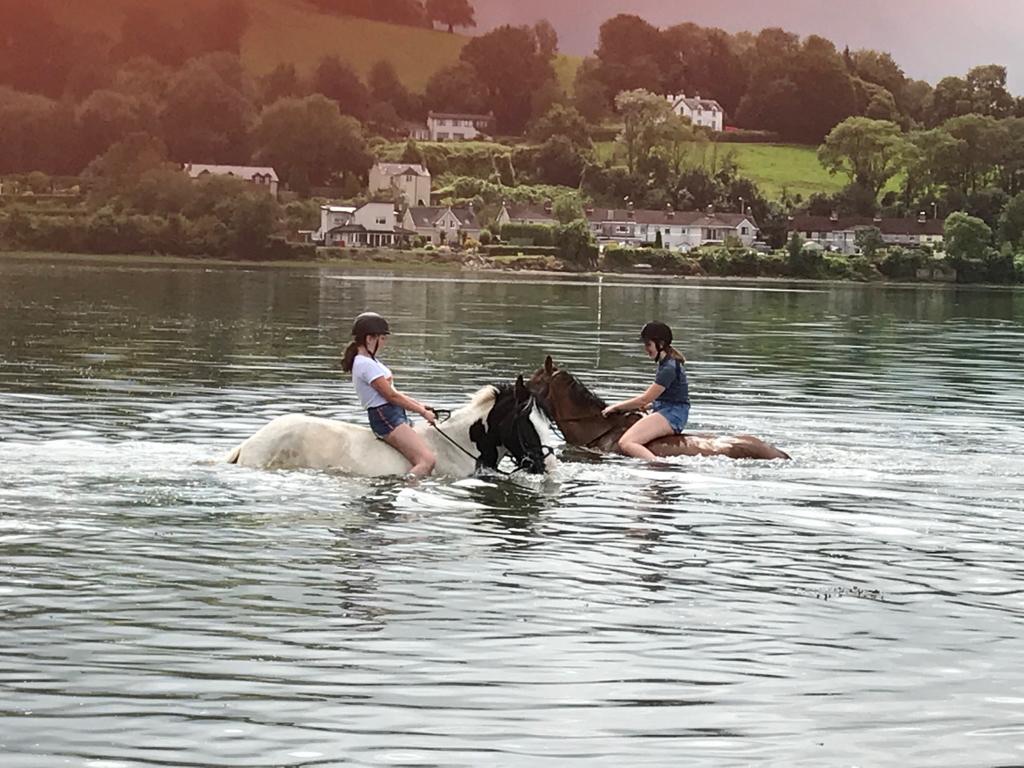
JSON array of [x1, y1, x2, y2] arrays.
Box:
[[226, 377, 558, 478]]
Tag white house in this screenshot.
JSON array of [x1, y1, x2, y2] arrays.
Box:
[[495, 201, 559, 227], [403, 205, 482, 245], [587, 205, 758, 251], [368, 163, 431, 206], [665, 94, 725, 131], [426, 111, 494, 141], [789, 213, 945, 255], [184, 164, 279, 197], [317, 202, 413, 247]]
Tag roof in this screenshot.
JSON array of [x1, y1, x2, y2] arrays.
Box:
[[790, 215, 945, 236], [327, 224, 416, 236], [407, 205, 480, 228], [587, 208, 758, 229], [321, 205, 356, 214], [373, 162, 430, 178], [502, 202, 557, 222], [428, 111, 494, 122], [185, 164, 278, 181], [667, 94, 724, 112]]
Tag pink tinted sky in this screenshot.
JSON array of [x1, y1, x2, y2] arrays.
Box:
[[473, 0, 1022, 90]]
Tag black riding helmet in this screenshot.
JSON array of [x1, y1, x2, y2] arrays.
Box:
[[640, 321, 673, 345], [352, 312, 391, 338]]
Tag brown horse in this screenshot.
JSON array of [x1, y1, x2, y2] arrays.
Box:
[[529, 356, 791, 461]]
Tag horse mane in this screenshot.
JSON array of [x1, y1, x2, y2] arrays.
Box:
[[562, 371, 607, 410]]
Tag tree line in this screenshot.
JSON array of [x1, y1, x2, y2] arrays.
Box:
[[573, 14, 1022, 144]]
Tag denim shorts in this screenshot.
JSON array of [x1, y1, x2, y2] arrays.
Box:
[[653, 401, 690, 435], [367, 403, 410, 438]]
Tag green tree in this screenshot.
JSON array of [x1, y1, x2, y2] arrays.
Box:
[[0, 87, 69, 174], [997, 192, 1024, 247], [254, 95, 372, 194], [529, 104, 591, 146], [854, 226, 884, 257], [313, 56, 370, 120], [533, 20, 559, 60], [160, 59, 255, 162], [928, 76, 972, 125], [943, 114, 1007, 194], [76, 89, 157, 164], [966, 65, 1014, 118], [818, 117, 908, 197], [425, 0, 476, 33], [534, 136, 589, 187], [572, 57, 610, 123], [257, 64, 304, 106], [460, 25, 556, 134], [594, 15, 664, 97], [944, 211, 992, 261], [424, 62, 488, 114], [368, 60, 413, 118], [614, 89, 677, 175]]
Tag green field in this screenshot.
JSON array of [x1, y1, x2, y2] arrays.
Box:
[[594, 141, 845, 200], [49, 0, 579, 92]]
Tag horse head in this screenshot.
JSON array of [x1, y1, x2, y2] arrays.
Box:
[[529, 356, 637, 450], [469, 375, 556, 475]]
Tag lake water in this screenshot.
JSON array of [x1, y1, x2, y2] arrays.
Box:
[[1, 256, 1023, 767]]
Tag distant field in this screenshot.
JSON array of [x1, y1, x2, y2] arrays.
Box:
[[594, 141, 845, 200], [48, 0, 579, 92]]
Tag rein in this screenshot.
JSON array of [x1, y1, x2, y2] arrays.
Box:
[[548, 410, 642, 450], [426, 406, 547, 476]]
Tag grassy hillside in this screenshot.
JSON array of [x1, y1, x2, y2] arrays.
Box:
[[49, 0, 579, 92], [595, 140, 846, 200]]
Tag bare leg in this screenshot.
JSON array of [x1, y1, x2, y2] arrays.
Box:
[[618, 412, 674, 461], [385, 424, 437, 477]]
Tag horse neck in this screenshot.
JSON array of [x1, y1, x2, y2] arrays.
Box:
[[551, 393, 628, 446]]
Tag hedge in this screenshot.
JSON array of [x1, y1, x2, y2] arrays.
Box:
[[498, 222, 555, 246], [484, 244, 559, 257]]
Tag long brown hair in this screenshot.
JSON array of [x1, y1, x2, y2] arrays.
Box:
[[341, 338, 363, 372]]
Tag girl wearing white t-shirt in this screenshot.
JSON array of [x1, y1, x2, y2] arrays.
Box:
[[342, 312, 437, 478]]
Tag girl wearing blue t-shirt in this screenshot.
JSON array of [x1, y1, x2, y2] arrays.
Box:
[[341, 312, 437, 477], [602, 321, 690, 461]]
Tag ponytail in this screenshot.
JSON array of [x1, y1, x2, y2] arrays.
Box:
[[341, 340, 360, 372], [662, 343, 686, 364]]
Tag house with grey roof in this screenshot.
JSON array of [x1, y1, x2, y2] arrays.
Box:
[[789, 213, 945, 255], [316, 202, 414, 247], [402, 205, 482, 245], [665, 94, 725, 131], [587, 205, 758, 251], [184, 163, 279, 197], [369, 162, 431, 206], [495, 201, 559, 227]]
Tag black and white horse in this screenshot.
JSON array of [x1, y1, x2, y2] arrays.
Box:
[[226, 376, 558, 477]]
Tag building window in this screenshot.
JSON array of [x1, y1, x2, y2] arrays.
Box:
[[741, 227, 749, 235]]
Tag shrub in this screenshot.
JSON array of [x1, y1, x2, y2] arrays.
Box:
[[478, 229, 492, 246], [484, 244, 559, 257], [499, 222, 555, 246], [877, 247, 926, 280]]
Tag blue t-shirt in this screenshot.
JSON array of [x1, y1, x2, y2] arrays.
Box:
[[654, 357, 689, 405]]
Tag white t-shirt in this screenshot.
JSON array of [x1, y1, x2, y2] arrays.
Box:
[[351, 354, 392, 409]]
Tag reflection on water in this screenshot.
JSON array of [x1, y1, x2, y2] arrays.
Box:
[[1, 257, 1023, 766]]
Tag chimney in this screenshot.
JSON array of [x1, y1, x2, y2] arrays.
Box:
[[918, 211, 926, 223], [873, 215, 882, 224], [543, 199, 553, 214], [627, 201, 635, 219], [666, 203, 675, 219], [705, 204, 714, 215], [829, 210, 839, 222], [585, 205, 594, 215]]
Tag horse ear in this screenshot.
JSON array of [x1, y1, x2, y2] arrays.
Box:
[[515, 374, 529, 403], [544, 355, 555, 374]]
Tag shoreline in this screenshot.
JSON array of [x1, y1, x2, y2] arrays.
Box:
[[1, 249, 1020, 291]]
